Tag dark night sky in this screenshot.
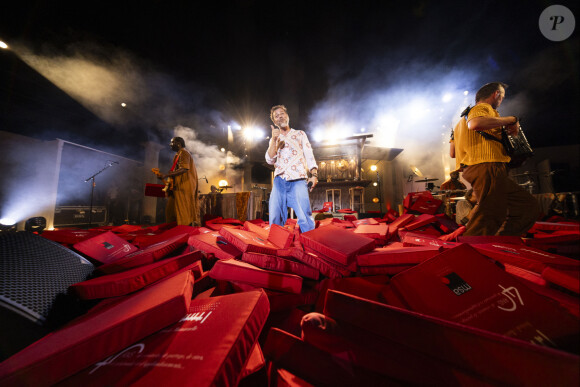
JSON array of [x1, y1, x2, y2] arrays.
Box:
[[1, 0, 579, 160]]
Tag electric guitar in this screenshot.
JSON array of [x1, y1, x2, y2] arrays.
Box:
[[151, 168, 174, 194]]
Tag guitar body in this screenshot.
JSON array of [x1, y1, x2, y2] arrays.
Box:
[[151, 168, 174, 195]]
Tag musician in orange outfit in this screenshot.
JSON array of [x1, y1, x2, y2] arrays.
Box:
[[157, 137, 200, 226], [455, 82, 539, 236]]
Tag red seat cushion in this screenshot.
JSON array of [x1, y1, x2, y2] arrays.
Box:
[[188, 231, 243, 260], [300, 225, 375, 266], [96, 234, 190, 274], [70, 251, 203, 299], [288, 248, 347, 279], [324, 290, 580, 386], [132, 225, 199, 248], [542, 267, 580, 294], [388, 244, 580, 351], [219, 227, 280, 255], [72, 231, 138, 265], [41, 229, 105, 246], [473, 242, 580, 274], [244, 220, 270, 240], [210, 259, 303, 294], [357, 245, 441, 267], [58, 290, 269, 387], [242, 251, 319, 280], [268, 224, 294, 249], [0, 270, 194, 386]]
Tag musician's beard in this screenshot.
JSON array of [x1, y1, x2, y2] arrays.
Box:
[[276, 119, 290, 130]]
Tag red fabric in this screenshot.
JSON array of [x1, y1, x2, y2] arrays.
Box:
[[288, 248, 345, 279], [401, 214, 437, 231], [144, 183, 166, 197], [59, 290, 269, 387], [388, 244, 580, 350], [229, 282, 319, 313], [131, 225, 199, 248], [41, 229, 104, 246], [457, 235, 524, 245], [525, 230, 580, 246], [299, 225, 375, 266], [240, 343, 266, 379], [503, 263, 547, 286], [110, 224, 143, 233], [323, 290, 580, 386], [263, 328, 387, 386], [529, 221, 580, 232], [542, 267, 580, 294], [359, 264, 415, 275], [434, 214, 460, 233], [70, 251, 202, 299], [96, 233, 190, 274], [403, 191, 432, 211], [219, 227, 280, 255], [343, 215, 357, 222], [302, 246, 356, 275], [242, 252, 319, 280], [299, 312, 493, 385], [268, 224, 294, 248], [437, 225, 466, 241], [188, 231, 243, 260], [314, 275, 390, 313], [408, 195, 442, 215], [0, 270, 194, 387], [386, 213, 414, 236], [244, 220, 270, 240], [72, 231, 138, 265], [473, 242, 580, 274], [356, 245, 441, 267], [352, 218, 378, 227], [401, 232, 461, 249], [210, 259, 303, 294], [353, 223, 388, 242]]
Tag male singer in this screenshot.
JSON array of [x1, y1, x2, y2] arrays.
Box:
[[265, 105, 318, 232]]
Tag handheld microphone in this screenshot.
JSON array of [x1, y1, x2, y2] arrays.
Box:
[[308, 181, 313, 190], [204, 176, 208, 183]]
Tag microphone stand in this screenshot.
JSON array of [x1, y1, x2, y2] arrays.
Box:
[[84, 161, 117, 228]]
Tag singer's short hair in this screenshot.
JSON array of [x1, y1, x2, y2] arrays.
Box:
[[270, 105, 287, 122], [172, 137, 186, 148], [475, 82, 508, 102]]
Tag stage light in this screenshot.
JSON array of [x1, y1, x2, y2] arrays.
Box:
[[370, 165, 377, 172], [464, 90, 469, 95], [372, 197, 379, 203], [120, 102, 127, 107], [0, 217, 16, 225], [442, 93, 453, 103], [218, 180, 228, 187], [220, 147, 225, 152], [0, 218, 16, 233], [0, 41, 8, 49], [373, 182, 378, 186]]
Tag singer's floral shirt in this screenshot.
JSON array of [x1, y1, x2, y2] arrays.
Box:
[[265, 128, 318, 180]]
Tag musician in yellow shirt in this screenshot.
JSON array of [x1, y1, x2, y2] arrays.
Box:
[[454, 82, 539, 236]]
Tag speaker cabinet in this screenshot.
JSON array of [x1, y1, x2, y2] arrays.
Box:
[[0, 232, 95, 360]]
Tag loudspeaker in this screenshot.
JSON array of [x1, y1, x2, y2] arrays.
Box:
[[0, 232, 95, 360]]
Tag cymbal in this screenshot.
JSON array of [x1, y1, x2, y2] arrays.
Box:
[[414, 178, 439, 182]]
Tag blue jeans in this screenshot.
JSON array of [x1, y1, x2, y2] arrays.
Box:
[[269, 176, 315, 232]]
